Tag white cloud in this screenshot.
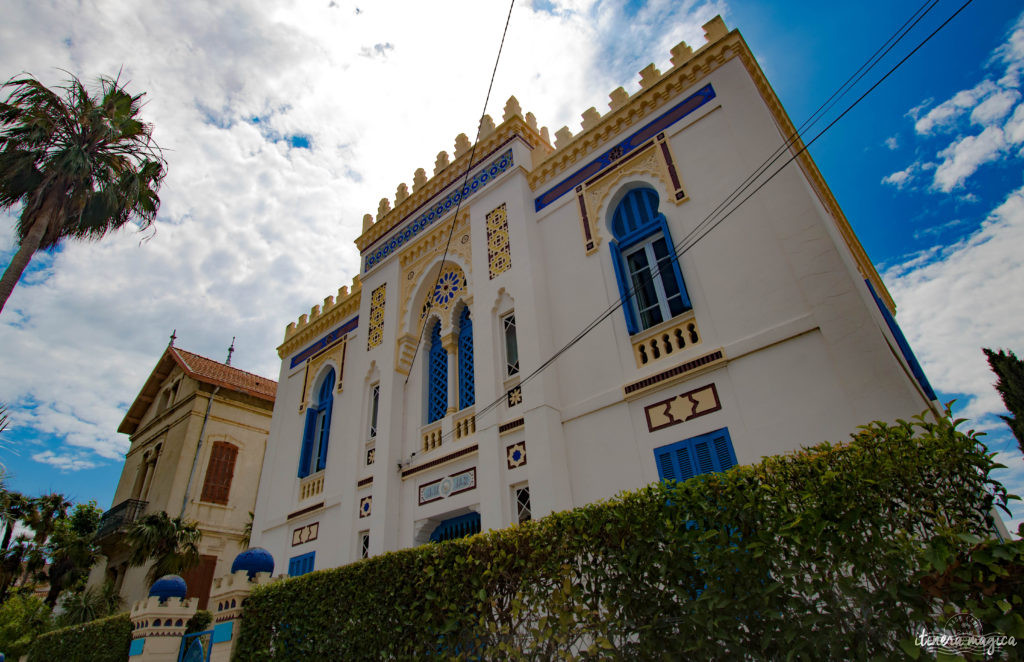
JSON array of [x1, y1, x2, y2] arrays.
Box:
[[885, 186, 1024, 424], [882, 163, 918, 189], [884, 135, 899, 150], [0, 0, 725, 473], [970, 89, 1020, 126], [932, 125, 1007, 192], [32, 450, 100, 472], [914, 80, 998, 135]]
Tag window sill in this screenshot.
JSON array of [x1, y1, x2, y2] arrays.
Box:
[[630, 311, 701, 368]]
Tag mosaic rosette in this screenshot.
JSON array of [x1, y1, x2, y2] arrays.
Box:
[[506, 441, 527, 469], [359, 495, 372, 518]]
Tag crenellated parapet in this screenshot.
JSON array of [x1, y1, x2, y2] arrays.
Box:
[[527, 16, 732, 192], [354, 107, 549, 255], [279, 275, 363, 359], [209, 568, 279, 624]]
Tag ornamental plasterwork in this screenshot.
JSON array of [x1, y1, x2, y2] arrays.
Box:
[[298, 341, 345, 413], [398, 209, 471, 334], [367, 284, 387, 350], [580, 143, 679, 255], [486, 203, 512, 279]]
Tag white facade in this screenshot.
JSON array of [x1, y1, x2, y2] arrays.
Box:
[[251, 17, 937, 576]]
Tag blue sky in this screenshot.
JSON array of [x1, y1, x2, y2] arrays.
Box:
[[1, 0, 1022, 531]]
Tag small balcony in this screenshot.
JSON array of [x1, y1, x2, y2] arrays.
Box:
[[96, 499, 148, 541]]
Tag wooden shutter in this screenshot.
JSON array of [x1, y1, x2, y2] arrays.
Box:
[[654, 428, 736, 482], [298, 409, 316, 477], [200, 442, 238, 505], [181, 554, 218, 610]]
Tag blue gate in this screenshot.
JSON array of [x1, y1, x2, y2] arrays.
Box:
[[178, 629, 213, 662]]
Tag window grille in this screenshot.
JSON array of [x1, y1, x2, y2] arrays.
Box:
[[427, 323, 447, 423], [502, 313, 519, 377], [458, 307, 475, 409]]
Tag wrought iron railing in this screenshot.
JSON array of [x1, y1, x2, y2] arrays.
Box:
[[96, 498, 148, 540]]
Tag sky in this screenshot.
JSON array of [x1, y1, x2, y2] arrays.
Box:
[[0, 0, 1022, 533]]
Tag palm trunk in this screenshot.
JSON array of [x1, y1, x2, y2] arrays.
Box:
[[0, 213, 47, 314]]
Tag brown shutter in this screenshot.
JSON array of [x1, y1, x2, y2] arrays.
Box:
[[200, 442, 238, 505], [182, 554, 218, 610]]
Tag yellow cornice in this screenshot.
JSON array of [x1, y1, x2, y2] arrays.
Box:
[[354, 114, 549, 254], [278, 278, 362, 359]]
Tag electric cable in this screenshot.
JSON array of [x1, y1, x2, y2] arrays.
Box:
[[417, 0, 976, 448], [403, 0, 517, 386]]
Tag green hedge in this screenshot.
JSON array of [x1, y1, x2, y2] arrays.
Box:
[[234, 414, 1015, 660], [27, 612, 130, 662]]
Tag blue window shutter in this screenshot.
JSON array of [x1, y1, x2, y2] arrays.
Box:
[[316, 400, 332, 472], [609, 240, 639, 335], [675, 445, 696, 481], [655, 216, 691, 310], [654, 428, 736, 482], [458, 308, 475, 409], [288, 551, 315, 577], [298, 409, 316, 478], [427, 323, 447, 423], [656, 449, 676, 481]]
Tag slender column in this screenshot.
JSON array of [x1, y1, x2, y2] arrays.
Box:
[[442, 333, 458, 415]]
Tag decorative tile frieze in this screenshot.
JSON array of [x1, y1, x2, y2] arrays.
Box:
[[289, 315, 358, 369], [418, 467, 477, 505], [499, 417, 525, 435], [363, 149, 514, 272], [486, 203, 512, 279], [291, 521, 319, 546], [644, 383, 721, 433], [359, 495, 372, 518], [623, 349, 725, 398], [533, 84, 714, 212], [366, 284, 387, 350], [506, 441, 527, 469]]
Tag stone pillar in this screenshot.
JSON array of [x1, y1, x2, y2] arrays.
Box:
[[207, 569, 279, 662], [128, 596, 198, 661], [442, 333, 458, 415]]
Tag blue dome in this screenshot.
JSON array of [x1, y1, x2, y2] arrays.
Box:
[[231, 547, 274, 579], [149, 575, 187, 602]]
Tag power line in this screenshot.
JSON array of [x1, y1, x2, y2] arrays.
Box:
[[426, 0, 975, 445], [403, 0, 517, 386]]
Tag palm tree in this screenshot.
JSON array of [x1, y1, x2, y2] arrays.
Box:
[[0, 73, 165, 313], [125, 511, 201, 584]]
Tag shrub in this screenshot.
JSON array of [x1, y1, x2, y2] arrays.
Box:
[[27, 612, 130, 662], [233, 414, 1015, 660], [0, 594, 51, 659]]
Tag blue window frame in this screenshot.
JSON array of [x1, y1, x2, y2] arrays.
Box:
[[427, 322, 448, 423], [654, 427, 737, 482], [609, 187, 691, 334], [288, 551, 315, 577], [458, 307, 475, 409], [429, 512, 481, 542], [298, 368, 334, 478]]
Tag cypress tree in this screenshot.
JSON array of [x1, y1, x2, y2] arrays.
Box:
[[983, 347, 1024, 454]]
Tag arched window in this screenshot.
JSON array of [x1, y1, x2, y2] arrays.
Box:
[[200, 441, 238, 504], [427, 322, 447, 423], [429, 512, 481, 542], [609, 187, 691, 334], [458, 307, 474, 409], [298, 368, 334, 477]]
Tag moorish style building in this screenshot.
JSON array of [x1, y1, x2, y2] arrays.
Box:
[[251, 16, 938, 575], [89, 342, 277, 609]]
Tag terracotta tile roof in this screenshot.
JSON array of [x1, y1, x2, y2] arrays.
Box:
[[118, 345, 277, 435], [170, 348, 277, 401]]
